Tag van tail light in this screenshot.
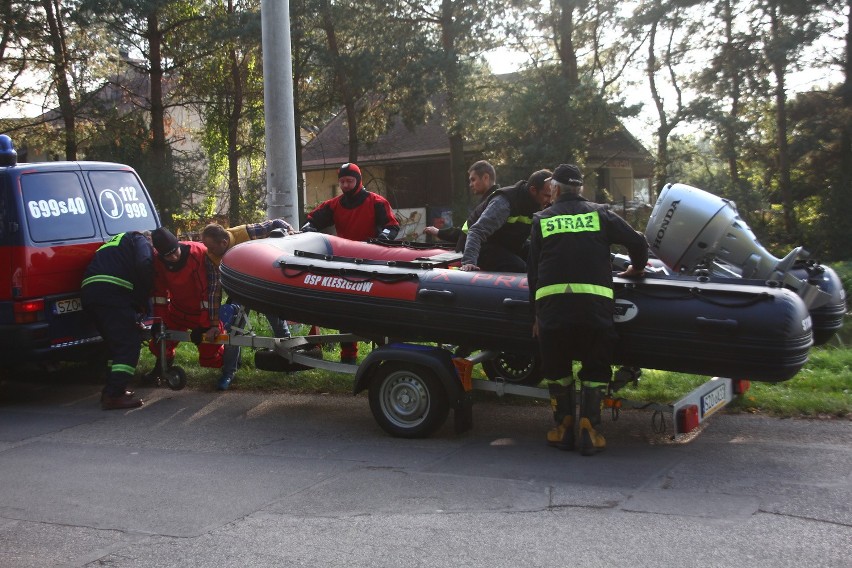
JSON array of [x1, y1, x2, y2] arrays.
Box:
[[14, 299, 45, 323]]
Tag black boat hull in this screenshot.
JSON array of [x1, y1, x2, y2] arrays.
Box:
[[220, 233, 813, 383]]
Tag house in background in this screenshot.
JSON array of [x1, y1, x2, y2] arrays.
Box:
[[301, 92, 654, 241]]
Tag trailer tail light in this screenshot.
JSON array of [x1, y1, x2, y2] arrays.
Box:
[[14, 299, 45, 323], [733, 380, 751, 394], [677, 404, 700, 434], [452, 357, 473, 391]]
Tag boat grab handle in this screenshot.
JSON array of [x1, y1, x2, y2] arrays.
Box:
[[695, 316, 738, 330], [418, 289, 455, 300], [502, 298, 529, 307]]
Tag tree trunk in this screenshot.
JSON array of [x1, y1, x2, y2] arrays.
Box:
[[43, 0, 76, 160], [555, 0, 578, 86], [320, 0, 359, 163], [227, 42, 243, 226], [721, 0, 741, 198], [768, 3, 794, 234], [828, 0, 852, 259], [147, 12, 171, 224], [440, 0, 468, 222]]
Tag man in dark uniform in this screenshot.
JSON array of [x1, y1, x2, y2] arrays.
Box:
[[425, 160, 499, 248], [528, 164, 648, 455], [458, 169, 552, 272], [81, 231, 154, 410]]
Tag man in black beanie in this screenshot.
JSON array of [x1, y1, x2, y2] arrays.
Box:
[[146, 227, 225, 383]]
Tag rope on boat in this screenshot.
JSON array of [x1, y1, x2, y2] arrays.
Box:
[[277, 260, 419, 284]]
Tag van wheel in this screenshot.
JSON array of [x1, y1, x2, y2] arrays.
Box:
[[482, 352, 542, 386], [163, 366, 187, 390], [368, 362, 449, 439]]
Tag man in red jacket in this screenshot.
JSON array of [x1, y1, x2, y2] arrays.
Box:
[[301, 163, 399, 242], [147, 227, 224, 380], [301, 163, 400, 363]]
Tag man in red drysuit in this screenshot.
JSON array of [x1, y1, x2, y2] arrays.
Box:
[[301, 163, 400, 364]]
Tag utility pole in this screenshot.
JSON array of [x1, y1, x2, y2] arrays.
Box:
[[261, 0, 299, 225]]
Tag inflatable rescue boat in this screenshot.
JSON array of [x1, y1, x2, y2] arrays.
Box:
[[220, 230, 816, 383]]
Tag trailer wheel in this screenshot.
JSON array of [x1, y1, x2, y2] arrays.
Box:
[[482, 352, 542, 386], [163, 366, 187, 391], [368, 362, 449, 438]]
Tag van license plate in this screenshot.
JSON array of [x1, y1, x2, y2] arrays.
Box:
[[54, 298, 83, 315]]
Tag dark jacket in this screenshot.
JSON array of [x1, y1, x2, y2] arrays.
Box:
[[474, 180, 541, 257], [81, 231, 154, 311], [455, 184, 499, 252], [528, 193, 648, 330]]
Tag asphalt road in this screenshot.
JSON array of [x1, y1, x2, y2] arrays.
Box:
[[0, 374, 850, 568]]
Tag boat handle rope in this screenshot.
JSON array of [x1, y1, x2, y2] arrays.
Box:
[[688, 288, 772, 308], [620, 285, 773, 308], [293, 249, 439, 269], [277, 260, 418, 283]]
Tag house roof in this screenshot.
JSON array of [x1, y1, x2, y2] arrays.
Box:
[[299, 80, 655, 175], [302, 95, 454, 170]]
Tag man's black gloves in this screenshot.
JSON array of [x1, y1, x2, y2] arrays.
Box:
[[300, 222, 318, 233]]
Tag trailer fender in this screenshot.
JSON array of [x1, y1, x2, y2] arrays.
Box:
[[354, 343, 465, 409]]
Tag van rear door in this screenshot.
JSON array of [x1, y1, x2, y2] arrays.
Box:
[[5, 164, 159, 361]]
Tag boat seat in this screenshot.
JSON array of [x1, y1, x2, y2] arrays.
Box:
[[414, 251, 463, 267]]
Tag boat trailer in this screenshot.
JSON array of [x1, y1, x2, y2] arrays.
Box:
[[148, 321, 747, 441]]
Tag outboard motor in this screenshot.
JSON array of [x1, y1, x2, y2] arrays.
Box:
[[645, 183, 846, 343], [646, 183, 799, 279]]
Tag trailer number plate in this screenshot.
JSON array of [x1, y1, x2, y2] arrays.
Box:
[[53, 298, 83, 315], [701, 383, 727, 418]]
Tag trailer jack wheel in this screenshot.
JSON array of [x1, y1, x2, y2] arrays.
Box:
[[163, 366, 187, 391], [368, 362, 449, 438]]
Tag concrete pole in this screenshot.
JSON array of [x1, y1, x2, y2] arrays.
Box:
[[261, 0, 299, 225]]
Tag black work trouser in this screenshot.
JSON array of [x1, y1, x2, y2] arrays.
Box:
[[82, 291, 142, 397], [538, 326, 616, 383]]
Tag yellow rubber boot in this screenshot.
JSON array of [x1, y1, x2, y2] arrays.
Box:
[[547, 416, 575, 450], [546, 382, 575, 450], [578, 417, 606, 456]]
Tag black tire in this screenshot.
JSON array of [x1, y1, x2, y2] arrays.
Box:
[[163, 366, 187, 391], [482, 352, 542, 386], [368, 362, 449, 438]]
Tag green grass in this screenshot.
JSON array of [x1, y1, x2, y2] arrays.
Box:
[[615, 344, 852, 418]]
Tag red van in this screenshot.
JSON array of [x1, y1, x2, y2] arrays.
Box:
[[0, 135, 160, 366]]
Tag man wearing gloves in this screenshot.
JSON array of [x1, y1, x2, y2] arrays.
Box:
[[301, 162, 400, 242], [147, 227, 224, 382], [301, 162, 400, 364]]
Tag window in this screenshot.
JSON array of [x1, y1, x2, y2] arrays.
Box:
[[88, 171, 158, 235], [22, 172, 96, 242]]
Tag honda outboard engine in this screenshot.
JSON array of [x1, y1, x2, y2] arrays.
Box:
[[646, 183, 795, 279], [645, 183, 846, 343]]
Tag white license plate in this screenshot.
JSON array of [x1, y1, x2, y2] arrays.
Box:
[[701, 383, 727, 418], [53, 297, 83, 315]]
